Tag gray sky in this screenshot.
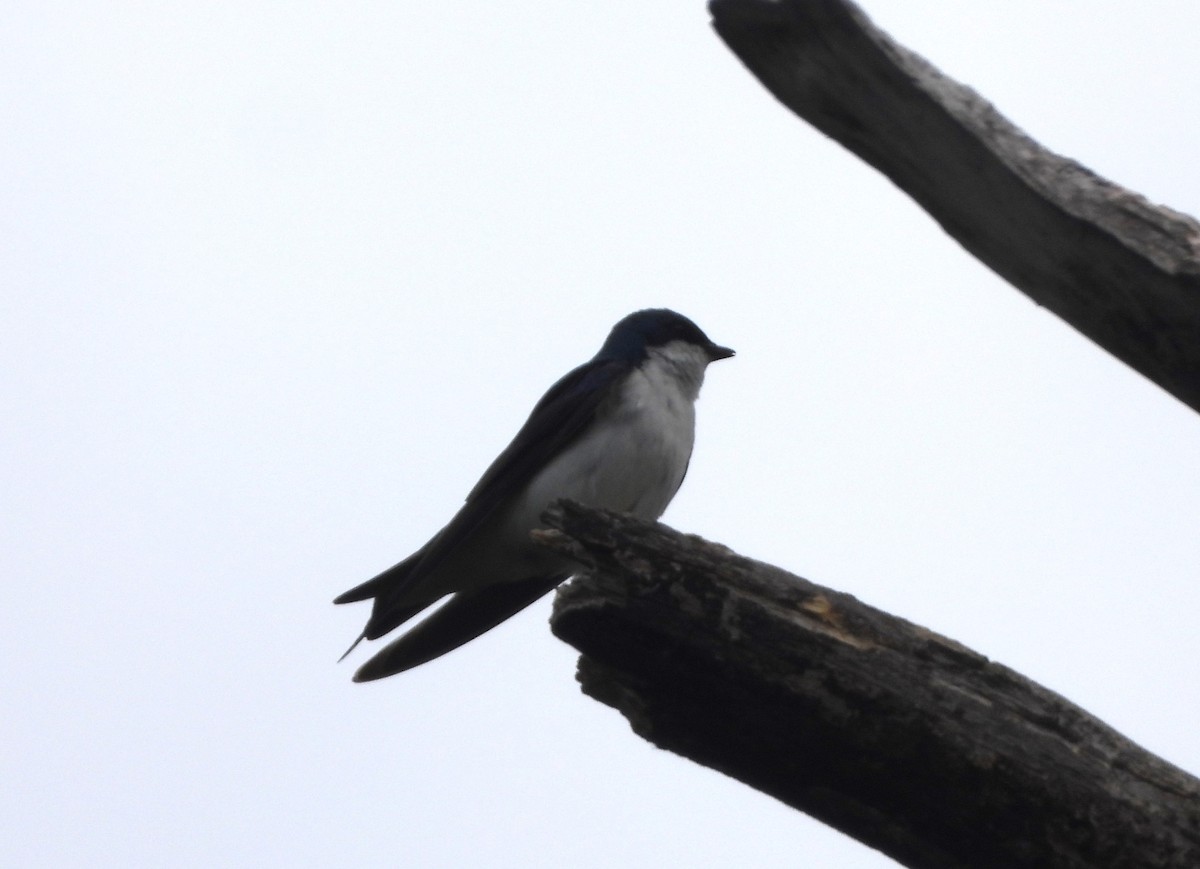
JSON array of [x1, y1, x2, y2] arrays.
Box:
[[3, 2, 1198, 867]]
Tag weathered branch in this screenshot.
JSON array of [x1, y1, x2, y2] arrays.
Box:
[[542, 502, 1200, 869], [710, 0, 1200, 414]]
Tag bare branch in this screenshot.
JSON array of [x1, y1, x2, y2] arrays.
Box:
[[710, 0, 1200, 414], [543, 502, 1200, 869]]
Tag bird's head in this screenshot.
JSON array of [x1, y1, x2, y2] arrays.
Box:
[[597, 309, 735, 365]]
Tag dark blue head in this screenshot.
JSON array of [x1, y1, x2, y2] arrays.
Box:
[[596, 309, 734, 364]]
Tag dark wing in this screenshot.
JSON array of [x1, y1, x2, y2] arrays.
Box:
[[464, 357, 629, 516], [351, 573, 569, 681], [383, 357, 628, 588], [334, 356, 629, 634]]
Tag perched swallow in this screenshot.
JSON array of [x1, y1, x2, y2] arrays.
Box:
[[335, 308, 733, 681]]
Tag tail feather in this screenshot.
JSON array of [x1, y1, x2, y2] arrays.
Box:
[[337, 596, 436, 664], [352, 574, 567, 682], [334, 550, 434, 663], [364, 598, 435, 641], [337, 633, 366, 663], [333, 551, 421, 605]]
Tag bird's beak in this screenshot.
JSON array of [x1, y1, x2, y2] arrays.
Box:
[[706, 343, 735, 362]]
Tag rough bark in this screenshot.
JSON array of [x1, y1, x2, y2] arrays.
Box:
[[710, 0, 1200, 415], [542, 501, 1200, 869]]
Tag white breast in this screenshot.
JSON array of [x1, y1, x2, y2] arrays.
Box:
[[515, 339, 711, 529]]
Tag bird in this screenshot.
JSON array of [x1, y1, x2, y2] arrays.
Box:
[[334, 308, 734, 681]]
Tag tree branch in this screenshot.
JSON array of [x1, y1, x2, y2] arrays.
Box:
[[710, 0, 1200, 414], [542, 501, 1200, 869]]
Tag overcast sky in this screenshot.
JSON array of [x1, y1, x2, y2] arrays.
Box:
[[4, 2, 1198, 867]]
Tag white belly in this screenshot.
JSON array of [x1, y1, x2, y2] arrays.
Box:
[[514, 362, 697, 529]]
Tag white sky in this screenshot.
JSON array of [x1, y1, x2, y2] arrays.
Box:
[[3, 2, 1198, 867]]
